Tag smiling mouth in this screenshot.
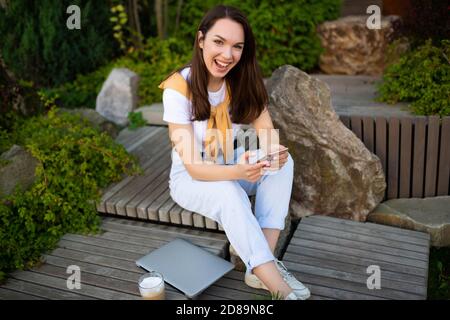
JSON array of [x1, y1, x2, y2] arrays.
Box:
[[214, 59, 231, 70]]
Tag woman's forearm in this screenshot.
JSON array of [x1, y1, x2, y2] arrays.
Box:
[[185, 163, 241, 181]]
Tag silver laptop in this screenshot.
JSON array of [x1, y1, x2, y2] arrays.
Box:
[[136, 238, 234, 298]]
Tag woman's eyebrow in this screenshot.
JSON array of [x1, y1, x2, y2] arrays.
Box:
[[213, 34, 244, 45]]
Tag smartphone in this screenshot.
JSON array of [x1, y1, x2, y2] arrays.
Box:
[[256, 147, 289, 163]]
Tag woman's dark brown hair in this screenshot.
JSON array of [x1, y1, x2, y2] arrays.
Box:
[[167, 5, 268, 125]]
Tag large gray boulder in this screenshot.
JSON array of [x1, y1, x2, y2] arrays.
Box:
[[368, 197, 450, 247], [265, 65, 386, 222], [96, 68, 139, 126], [0, 145, 39, 197]]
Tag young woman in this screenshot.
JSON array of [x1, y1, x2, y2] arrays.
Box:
[[159, 5, 310, 300]]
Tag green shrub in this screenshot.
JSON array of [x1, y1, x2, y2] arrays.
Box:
[[127, 112, 147, 130], [377, 39, 450, 116], [44, 37, 191, 109], [0, 107, 142, 280], [0, 0, 117, 87]]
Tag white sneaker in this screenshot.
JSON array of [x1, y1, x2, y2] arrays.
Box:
[[244, 258, 311, 300], [285, 292, 300, 300], [274, 259, 311, 300]]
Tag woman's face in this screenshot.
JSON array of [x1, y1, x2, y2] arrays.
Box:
[[198, 18, 245, 85]]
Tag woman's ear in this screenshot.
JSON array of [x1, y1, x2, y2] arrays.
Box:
[[198, 31, 204, 49]]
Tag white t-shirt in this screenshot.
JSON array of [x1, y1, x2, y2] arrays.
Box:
[[162, 67, 242, 154]]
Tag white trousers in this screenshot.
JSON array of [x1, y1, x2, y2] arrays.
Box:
[[168, 146, 294, 272]]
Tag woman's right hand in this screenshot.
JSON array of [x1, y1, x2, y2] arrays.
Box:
[[235, 151, 270, 183]]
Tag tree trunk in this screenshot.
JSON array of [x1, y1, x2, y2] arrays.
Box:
[[163, 0, 169, 39], [155, 0, 164, 39], [175, 0, 184, 35]]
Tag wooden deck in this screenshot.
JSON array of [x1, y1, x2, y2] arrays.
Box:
[[0, 216, 271, 300], [283, 215, 430, 300], [0, 124, 431, 300]]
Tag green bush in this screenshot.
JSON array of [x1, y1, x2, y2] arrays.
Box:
[[377, 39, 450, 116], [0, 0, 117, 87], [44, 37, 191, 109], [0, 107, 142, 280]]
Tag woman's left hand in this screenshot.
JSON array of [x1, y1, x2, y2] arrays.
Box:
[[262, 144, 289, 171]]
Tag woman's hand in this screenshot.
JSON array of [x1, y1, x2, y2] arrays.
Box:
[[235, 151, 270, 183]]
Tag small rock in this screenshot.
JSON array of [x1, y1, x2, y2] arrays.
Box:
[[0, 145, 39, 197], [96, 68, 139, 126]]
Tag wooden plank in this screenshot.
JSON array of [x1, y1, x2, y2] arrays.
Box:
[[424, 116, 440, 197], [399, 118, 413, 198], [126, 127, 165, 153], [99, 132, 170, 214], [375, 117, 388, 200], [134, 168, 171, 220], [10, 271, 140, 300], [340, 115, 350, 129], [301, 217, 429, 249], [32, 264, 138, 298], [61, 234, 222, 258], [127, 167, 171, 219], [297, 222, 428, 254], [121, 126, 160, 149], [205, 217, 219, 230], [42, 255, 187, 300], [105, 144, 171, 216], [305, 215, 430, 241], [292, 231, 428, 262], [158, 197, 177, 223], [363, 116, 375, 153], [283, 261, 424, 299], [350, 116, 363, 141], [181, 209, 194, 226], [102, 217, 227, 242], [128, 128, 170, 166], [283, 248, 425, 283], [169, 204, 183, 225], [1, 278, 96, 300], [437, 117, 450, 195], [116, 126, 159, 148], [282, 253, 425, 296], [412, 117, 427, 197], [94, 229, 225, 254], [387, 117, 400, 199], [193, 213, 206, 228], [147, 188, 172, 221], [0, 287, 45, 300], [288, 238, 428, 272]]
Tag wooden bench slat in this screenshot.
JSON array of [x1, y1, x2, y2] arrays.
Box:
[[424, 116, 440, 197], [297, 222, 429, 253], [282, 253, 426, 295], [437, 117, 450, 195], [283, 247, 425, 282], [399, 118, 413, 198], [10, 271, 139, 300], [306, 215, 430, 240]]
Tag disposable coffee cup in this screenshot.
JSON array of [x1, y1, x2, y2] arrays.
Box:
[[138, 271, 165, 300]]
